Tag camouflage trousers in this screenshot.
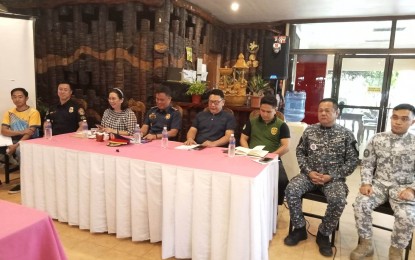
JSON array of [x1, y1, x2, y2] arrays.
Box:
[[285, 174, 348, 236], [353, 179, 415, 249]]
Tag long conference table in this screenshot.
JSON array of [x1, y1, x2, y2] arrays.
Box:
[[0, 200, 67, 260], [20, 133, 279, 260]]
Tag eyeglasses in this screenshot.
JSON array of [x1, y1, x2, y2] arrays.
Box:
[[208, 99, 223, 105], [391, 115, 412, 122]]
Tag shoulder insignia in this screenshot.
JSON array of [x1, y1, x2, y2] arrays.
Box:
[[78, 108, 85, 115], [271, 127, 278, 135]]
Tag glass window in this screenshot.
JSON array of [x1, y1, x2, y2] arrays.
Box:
[[292, 21, 392, 49], [388, 58, 415, 107], [394, 19, 415, 48]]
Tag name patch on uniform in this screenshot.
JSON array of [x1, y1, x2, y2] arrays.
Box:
[[69, 107, 74, 113], [363, 149, 370, 157], [149, 113, 156, 119], [271, 127, 278, 135], [165, 113, 171, 120]]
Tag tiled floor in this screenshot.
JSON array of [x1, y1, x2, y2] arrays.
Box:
[[1, 167, 413, 259]]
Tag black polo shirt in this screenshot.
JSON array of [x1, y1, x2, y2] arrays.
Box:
[[46, 99, 86, 135], [193, 110, 236, 144]]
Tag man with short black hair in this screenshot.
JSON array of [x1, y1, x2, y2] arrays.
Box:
[[240, 95, 290, 205], [284, 98, 359, 257], [185, 89, 236, 147], [350, 103, 415, 260], [142, 85, 182, 140], [1, 88, 41, 193], [45, 82, 87, 135]]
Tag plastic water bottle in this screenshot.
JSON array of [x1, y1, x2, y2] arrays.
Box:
[[228, 134, 236, 157], [133, 124, 142, 144], [44, 119, 52, 140], [161, 126, 168, 148], [284, 91, 306, 122], [82, 120, 88, 138]]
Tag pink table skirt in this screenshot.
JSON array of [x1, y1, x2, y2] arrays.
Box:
[[0, 200, 67, 260]]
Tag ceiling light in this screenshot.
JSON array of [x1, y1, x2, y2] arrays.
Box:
[[230, 2, 239, 12]]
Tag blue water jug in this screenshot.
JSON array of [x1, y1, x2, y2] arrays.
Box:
[[284, 91, 306, 122]]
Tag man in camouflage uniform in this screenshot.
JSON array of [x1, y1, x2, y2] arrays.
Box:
[[284, 98, 359, 257], [142, 85, 182, 140], [351, 103, 415, 260]]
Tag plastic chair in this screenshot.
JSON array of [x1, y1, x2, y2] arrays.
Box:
[[288, 190, 339, 247]]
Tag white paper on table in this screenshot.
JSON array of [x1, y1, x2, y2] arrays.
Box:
[[175, 144, 200, 150], [0, 134, 12, 146]]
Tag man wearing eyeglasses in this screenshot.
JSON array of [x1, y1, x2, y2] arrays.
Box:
[[184, 89, 236, 147], [351, 103, 415, 260]]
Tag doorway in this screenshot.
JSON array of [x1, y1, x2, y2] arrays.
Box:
[[292, 54, 415, 151]]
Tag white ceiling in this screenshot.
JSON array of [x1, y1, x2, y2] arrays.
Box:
[[186, 0, 415, 24]]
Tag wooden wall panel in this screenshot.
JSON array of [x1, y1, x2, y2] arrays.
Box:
[[30, 0, 284, 117]]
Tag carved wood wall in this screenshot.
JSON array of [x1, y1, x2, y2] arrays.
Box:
[[19, 0, 284, 113]]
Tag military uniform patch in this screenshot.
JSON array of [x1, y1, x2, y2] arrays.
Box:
[[149, 113, 156, 120], [310, 144, 317, 150], [165, 113, 171, 120], [363, 149, 370, 157], [271, 127, 278, 135], [69, 107, 74, 113]]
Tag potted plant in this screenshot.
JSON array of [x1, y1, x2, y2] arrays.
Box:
[[185, 80, 207, 104], [248, 75, 271, 108]]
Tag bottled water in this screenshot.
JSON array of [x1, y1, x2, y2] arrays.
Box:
[[133, 124, 142, 144], [82, 120, 88, 138], [228, 134, 236, 157], [284, 91, 306, 122], [44, 119, 52, 140], [161, 126, 168, 148]]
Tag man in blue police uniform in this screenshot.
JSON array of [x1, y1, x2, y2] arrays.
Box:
[[142, 85, 182, 140], [45, 82, 86, 135], [184, 89, 236, 147], [284, 98, 359, 257]]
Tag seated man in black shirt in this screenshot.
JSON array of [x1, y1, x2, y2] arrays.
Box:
[[45, 82, 87, 135], [184, 89, 236, 147]]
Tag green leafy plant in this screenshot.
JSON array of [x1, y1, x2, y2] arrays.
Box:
[[185, 80, 207, 95], [248, 75, 271, 97]]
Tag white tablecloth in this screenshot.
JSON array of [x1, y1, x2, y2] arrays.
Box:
[[20, 136, 279, 260]]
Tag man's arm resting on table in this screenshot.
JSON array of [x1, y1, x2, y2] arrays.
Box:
[[240, 133, 249, 148], [202, 129, 234, 147], [184, 127, 198, 145], [272, 138, 290, 157]]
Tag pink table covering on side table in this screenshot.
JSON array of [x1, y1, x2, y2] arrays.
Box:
[[0, 200, 67, 260]]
